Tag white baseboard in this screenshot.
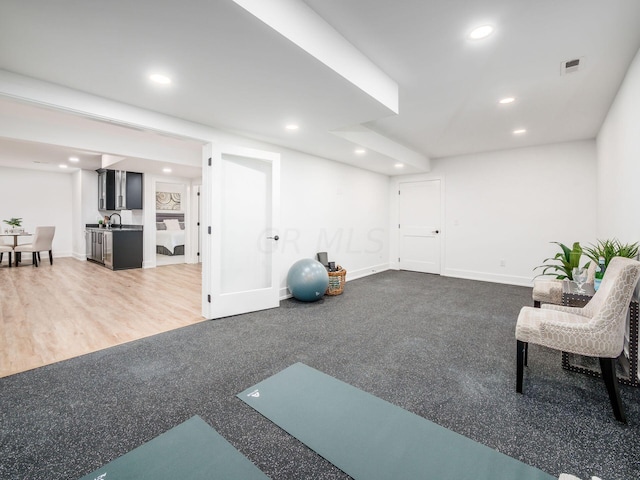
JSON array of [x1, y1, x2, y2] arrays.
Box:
[[444, 268, 534, 287], [279, 288, 292, 300], [354, 262, 533, 287], [346, 263, 390, 281], [43, 250, 73, 259]]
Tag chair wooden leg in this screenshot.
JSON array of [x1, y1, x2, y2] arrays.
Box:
[[37, 252, 41, 262], [0, 252, 3, 263], [33, 252, 38, 267], [524, 341, 528, 367], [599, 357, 626, 423], [8, 252, 11, 267], [516, 340, 527, 393], [49, 250, 53, 265]]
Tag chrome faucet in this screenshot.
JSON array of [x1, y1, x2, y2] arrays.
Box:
[[109, 213, 122, 227]]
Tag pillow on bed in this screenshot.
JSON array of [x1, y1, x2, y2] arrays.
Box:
[[164, 219, 181, 231]]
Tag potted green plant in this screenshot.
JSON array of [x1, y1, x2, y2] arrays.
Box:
[[3, 217, 23, 233], [584, 238, 639, 289], [534, 241, 589, 280]]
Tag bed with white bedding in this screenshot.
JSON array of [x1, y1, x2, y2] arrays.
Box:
[[156, 213, 185, 256], [156, 229, 185, 255]]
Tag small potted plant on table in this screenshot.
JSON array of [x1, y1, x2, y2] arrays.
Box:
[[3, 217, 23, 234]]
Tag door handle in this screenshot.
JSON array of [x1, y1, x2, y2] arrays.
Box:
[[432, 230, 440, 234], [267, 235, 279, 241]]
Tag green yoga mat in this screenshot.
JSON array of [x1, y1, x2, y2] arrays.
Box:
[[78, 415, 268, 480], [238, 363, 555, 480]]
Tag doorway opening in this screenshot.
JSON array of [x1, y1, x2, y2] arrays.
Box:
[[155, 181, 188, 267]]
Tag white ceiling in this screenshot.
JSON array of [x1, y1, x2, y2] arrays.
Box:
[[0, 0, 639, 176], [0, 99, 204, 178], [0, 132, 203, 179], [0, 136, 102, 173]]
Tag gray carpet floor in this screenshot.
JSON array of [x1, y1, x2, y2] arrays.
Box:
[[2, 271, 639, 479]]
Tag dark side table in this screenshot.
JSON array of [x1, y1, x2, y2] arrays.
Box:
[[561, 281, 639, 387]]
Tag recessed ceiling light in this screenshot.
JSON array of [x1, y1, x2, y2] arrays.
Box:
[[513, 128, 527, 135], [162, 167, 172, 173], [59, 164, 68, 169], [394, 163, 404, 168], [499, 97, 515, 104], [285, 124, 299, 131], [355, 148, 366, 155], [69, 156, 79, 162], [149, 73, 172, 85], [469, 25, 494, 40]]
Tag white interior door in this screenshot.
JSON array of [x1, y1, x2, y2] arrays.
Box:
[[202, 144, 280, 319], [398, 180, 441, 274]]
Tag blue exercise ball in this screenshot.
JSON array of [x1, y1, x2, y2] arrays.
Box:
[[287, 258, 329, 302]]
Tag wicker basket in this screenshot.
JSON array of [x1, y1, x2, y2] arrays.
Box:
[[326, 266, 346, 296]]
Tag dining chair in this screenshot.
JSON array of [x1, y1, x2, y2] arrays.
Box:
[[516, 256, 640, 422], [0, 244, 13, 267], [14, 226, 56, 267]]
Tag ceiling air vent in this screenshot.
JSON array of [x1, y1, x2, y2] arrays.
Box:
[[561, 57, 585, 75]]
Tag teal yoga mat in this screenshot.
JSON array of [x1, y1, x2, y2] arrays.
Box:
[[78, 415, 268, 480], [238, 363, 555, 480]]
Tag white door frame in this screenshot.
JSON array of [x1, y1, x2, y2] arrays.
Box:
[[153, 177, 195, 265]]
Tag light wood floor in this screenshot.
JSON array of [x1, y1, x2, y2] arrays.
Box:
[[0, 257, 203, 378]]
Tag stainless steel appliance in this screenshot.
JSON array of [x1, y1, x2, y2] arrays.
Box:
[[103, 231, 113, 269], [86, 229, 104, 264]]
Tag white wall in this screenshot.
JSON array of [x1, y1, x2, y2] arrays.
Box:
[[278, 149, 389, 296], [71, 170, 82, 257], [390, 140, 598, 286], [0, 166, 73, 256], [597, 47, 640, 242], [75, 169, 99, 259]]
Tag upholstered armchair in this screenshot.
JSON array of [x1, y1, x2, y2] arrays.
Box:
[[532, 261, 596, 307], [0, 244, 13, 267], [516, 256, 640, 422], [14, 226, 56, 267]]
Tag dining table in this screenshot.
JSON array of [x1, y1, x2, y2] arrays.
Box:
[[0, 232, 32, 248]]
